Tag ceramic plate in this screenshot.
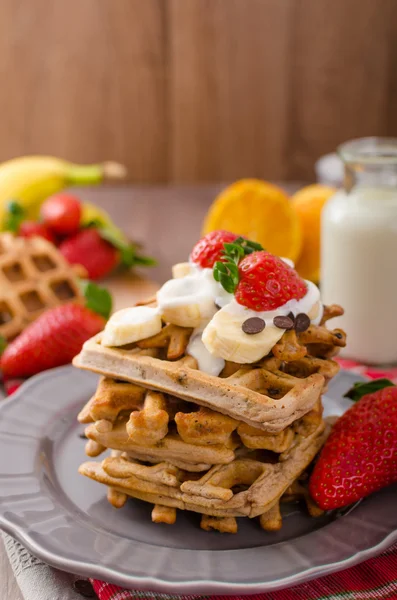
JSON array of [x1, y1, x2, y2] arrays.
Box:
[[0, 366, 396, 595]]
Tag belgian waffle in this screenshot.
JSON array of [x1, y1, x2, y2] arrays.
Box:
[[79, 417, 330, 528], [0, 233, 84, 339], [79, 377, 324, 471], [73, 305, 345, 432]]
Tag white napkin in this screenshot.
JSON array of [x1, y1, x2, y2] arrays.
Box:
[[2, 533, 96, 600]]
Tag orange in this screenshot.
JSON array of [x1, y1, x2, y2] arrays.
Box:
[[291, 184, 336, 283], [202, 179, 302, 262]]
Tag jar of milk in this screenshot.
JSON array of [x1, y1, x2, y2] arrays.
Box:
[[321, 137, 397, 364]]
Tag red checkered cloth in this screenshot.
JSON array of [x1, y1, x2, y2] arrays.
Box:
[[5, 362, 397, 599]]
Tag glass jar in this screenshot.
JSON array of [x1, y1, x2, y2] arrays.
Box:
[[321, 137, 397, 364]]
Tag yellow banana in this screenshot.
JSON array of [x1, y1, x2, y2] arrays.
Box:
[[0, 156, 126, 228]]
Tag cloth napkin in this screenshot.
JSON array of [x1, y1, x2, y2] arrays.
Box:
[[2, 360, 397, 600]]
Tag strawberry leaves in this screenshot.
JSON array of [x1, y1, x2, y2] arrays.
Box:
[[4, 201, 25, 233], [213, 236, 263, 293], [79, 280, 112, 320], [344, 378, 395, 402], [85, 221, 156, 269]]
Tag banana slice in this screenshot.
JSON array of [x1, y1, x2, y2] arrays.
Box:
[[157, 269, 231, 328], [172, 262, 194, 278], [202, 305, 284, 363], [102, 306, 162, 347]]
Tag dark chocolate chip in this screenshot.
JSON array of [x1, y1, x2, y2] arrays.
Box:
[[73, 579, 96, 597], [335, 332, 343, 339], [287, 311, 295, 322], [295, 313, 310, 333], [242, 317, 266, 334], [78, 433, 88, 439], [273, 315, 294, 330]]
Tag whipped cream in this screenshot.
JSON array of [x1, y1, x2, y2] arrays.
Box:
[[187, 329, 225, 376]]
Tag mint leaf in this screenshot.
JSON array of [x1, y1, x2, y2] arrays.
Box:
[[213, 236, 264, 294], [4, 200, 25, 233], [0, 335, 7, 356], [79, 280, 112, 320], [344, 378, 395, 402]]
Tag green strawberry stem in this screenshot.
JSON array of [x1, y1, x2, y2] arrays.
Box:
[[4, 201, 26, 233], [0, 336, 7, 356], [344, 378, 395, 402], [213, 236, 263, 293], [88, 223, 156, 269], [79, 280, 112, 320]]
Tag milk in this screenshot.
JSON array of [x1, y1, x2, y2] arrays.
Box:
[[321, 186, 397, 364]]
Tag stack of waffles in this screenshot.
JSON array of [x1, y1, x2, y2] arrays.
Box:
[[0, 233, 84, 340], [75, 303, 346, 533]]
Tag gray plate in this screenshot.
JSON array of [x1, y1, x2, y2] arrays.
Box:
[[0, 366, 396, 595]]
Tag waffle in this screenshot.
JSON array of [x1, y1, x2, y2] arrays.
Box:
[[0, 233, 84, 339], [73, 306, 345, 432], [80, 376, 324, 462], [79, 417, 330, 526]]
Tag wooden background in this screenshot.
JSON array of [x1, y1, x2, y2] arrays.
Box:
[[0, 0, 396, 182]]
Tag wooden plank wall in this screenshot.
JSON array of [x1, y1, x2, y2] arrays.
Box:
[[0, 0, 396, 182]]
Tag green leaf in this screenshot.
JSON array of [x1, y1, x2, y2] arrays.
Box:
[[79, 280, 113, 320], [132, 254, 157, 267], [212, 235, 264, 294], [344, 378, 395, 402], [0, 335, 7, 356], [4, 200, 25, 233]]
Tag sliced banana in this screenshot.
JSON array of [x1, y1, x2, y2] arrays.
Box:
[[202, 306, 284, 363], [172, 262, 193, 278], [157, 270, 222, 328], [102, 306, 162, 347]]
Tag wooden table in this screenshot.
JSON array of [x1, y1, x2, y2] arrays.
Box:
[[1, 182, 300, 599]]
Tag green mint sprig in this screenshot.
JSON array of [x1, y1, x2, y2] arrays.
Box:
[[213, 236, 263, 294]]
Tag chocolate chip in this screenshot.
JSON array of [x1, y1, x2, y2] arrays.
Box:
[[73, 579, 96, 597], [273, 315, 294, 330], [78, 433, 88, 439], [295, 313, 310, 333], [335, 332, 343, 339], [242, 317, 266, 334], [287, 312, 295, 322]]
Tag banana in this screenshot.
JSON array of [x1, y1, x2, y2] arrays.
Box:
[[0, 156, 126, 228], [202, 306, 284, 363], [157, 272, 219, 328], [172, 262, 194, 278], [102, 306, 162, 347]]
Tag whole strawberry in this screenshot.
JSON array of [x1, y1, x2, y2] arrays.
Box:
[[190, 230, 239, 268], [0, 304, 105, 378], [309, 381, 397, 510], [60, 229, 119, 280], [235, 251, 307, 311]]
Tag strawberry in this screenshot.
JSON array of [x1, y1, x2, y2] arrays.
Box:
[[41, 193, 82, 235], [19, 221, 56, 244], [0, 304, 105, 378], [235, 251, 307, 311], [59, 228, 120, 280], [190, 230, 239, 268], [309, 381, 397, 510]]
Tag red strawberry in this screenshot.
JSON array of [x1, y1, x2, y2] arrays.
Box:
[[235, 251, 307, 311], [309, 382, 397, 510], [190, 230, 239, 268], [41, 193, 82, 235], [19, 221, 56, 244], [59, 229, 119, 280], [0, 303, 105, 378]]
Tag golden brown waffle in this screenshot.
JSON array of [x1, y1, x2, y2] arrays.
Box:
[[74, 336, 324, 433], [79, 417, 329, 524], [74, 303, 344, 431], [80, 377, 324, 461], [0, 233, 84, 339]]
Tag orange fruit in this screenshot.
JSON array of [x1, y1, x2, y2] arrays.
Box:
[[202, 179, 302, 261], [291, 184, 336, 282]]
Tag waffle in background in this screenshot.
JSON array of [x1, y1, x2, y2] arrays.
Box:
[[0, 233, 84, 340]]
